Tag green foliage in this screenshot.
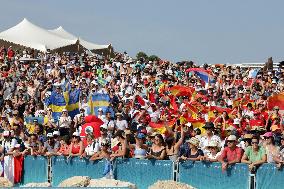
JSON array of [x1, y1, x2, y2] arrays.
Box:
[[136, 51, 148, 60], [148, 55, 160, 62]]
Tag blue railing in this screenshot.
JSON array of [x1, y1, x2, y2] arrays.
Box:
[[19, 156, 284, 189]]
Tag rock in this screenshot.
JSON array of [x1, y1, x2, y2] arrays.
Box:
[[148, 180, 196, 189], [88, 178, 136, 188], [0, 177, 13, 187], [23, 182, 51, 187], [58, 176, 91, 187]]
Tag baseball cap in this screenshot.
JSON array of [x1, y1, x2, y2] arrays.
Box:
[[72, 132, 80, 137], [53, 131, 60, 136], [136, 133, 146, 139], [263, 132, 273, 138], [47, 133, 53, 138], [3, 130, 10, 137]]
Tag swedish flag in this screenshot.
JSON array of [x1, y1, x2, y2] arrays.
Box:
[[48, 91, 67, 119], [88, 93, 114, 117], [66, 89, 80, 118]]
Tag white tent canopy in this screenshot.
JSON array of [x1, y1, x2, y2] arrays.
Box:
[[0, 18, 77, 52], [49, 26, 110, 50]]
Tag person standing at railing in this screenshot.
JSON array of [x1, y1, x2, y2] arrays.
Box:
[[110, 130, 131, 160], [218, 135, 243, 171], [241, 136, 267, 172], [179, 137, 204, 161], [147, 134, 166, 160], [41, 133, 60, 156], [67, 132, 84, 158]]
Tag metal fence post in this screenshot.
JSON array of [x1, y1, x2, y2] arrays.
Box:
[[249, 173, 256, 189], [47, 157, 52, 184]]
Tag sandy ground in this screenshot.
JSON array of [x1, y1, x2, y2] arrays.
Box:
[[148, 180, 196, 189], [23, 182, 51, 187], [0, 177, 13, 187]]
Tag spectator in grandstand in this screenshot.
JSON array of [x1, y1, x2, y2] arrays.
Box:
[[147, 134, 166, 160], [239, 133, 253, 150], [23, 134, 42, 156], [165, 125, 185, 161], [199, 122, 221, 155], [180, 137, 204, 161], [130, 132, 148, 159], [58, 109, 72, 136], [201, 141, 221, 162], [42, 133, 60, 156], [219, 135, 243, 171], [68, 132, 84, 158], [81, 134, 99, 158], [110, 130, 131, 160], [57, 135, 70, 156], [241, 136, 267, 172], [90, 139, 111, 161]]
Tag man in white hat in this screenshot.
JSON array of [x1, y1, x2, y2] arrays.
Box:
[[219, 135, 242, 171]]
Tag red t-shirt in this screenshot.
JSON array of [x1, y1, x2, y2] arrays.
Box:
[[221, 146, 243, 162]]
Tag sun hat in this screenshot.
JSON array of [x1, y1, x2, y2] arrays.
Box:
[[150, 132, 158, 137], [263, 132, 273, 138], [227, 135, 237, 141], [226, 126, 236, 131], [206, 141, 218, 148], [186, 137, 200, 146], [273, 106, 280, 110], [243, 134, 253, 139], [271, 125, 281, 132]]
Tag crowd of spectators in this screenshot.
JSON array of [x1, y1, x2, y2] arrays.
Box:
[[0, 46, 284, 173]]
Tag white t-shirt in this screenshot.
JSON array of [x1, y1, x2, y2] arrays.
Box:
[[200, 135, 222, 155], [85, 141, 100, 156], [59, 116, 72, 128], [115, 119, 128, 130], [102, 119, 115, 130]]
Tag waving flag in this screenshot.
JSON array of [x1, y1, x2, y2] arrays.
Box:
[[268, 92, 284, 113], [88, 93, 115, 117], [186, 68, 213, 83], [149, 120, 176, 134], [66, 89, 80, 118], [48, 91, 67, 119], [169, 85, 194, 97]]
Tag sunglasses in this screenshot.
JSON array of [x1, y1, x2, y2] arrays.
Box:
[[251, 141, 258, 144], [227, 140, 234, 143], [263, 137, 271, 140]]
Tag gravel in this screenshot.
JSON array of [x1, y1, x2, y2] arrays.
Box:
[[88, 178, 136, 188], [58, 176, 91, 187], [22, 182, 51, 187], [148, 180, 196, 189], [0, 177, 13, 187]]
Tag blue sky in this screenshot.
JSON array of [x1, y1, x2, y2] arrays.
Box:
[[0, 0, 284, 64]]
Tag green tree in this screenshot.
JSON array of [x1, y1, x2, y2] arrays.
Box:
[[136, 51, 148, 61], [148, 55, 160, 62]]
